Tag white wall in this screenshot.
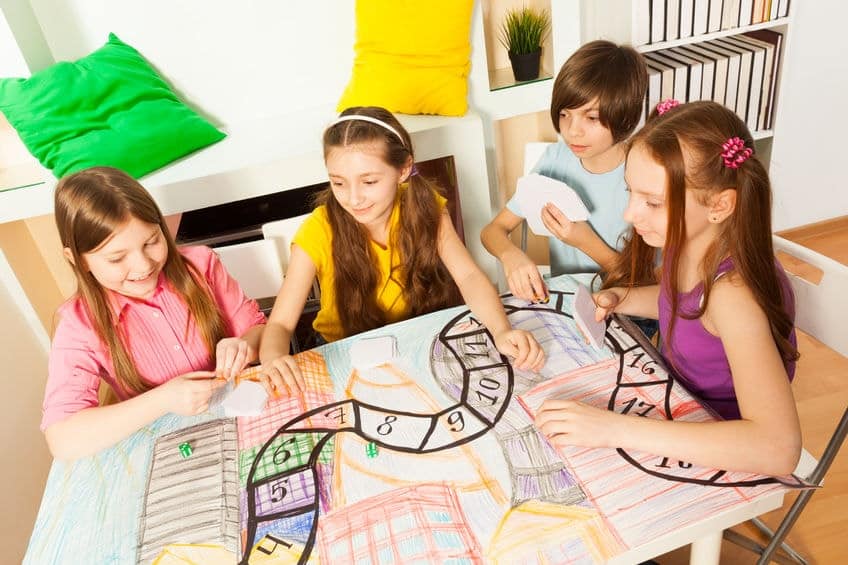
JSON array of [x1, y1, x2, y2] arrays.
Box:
[[7, 0, 848, 229], [770, 0, 848, 230], [0, 250, 51, 563], [27, 0, 356, 126], [0, 11, 31, 77]]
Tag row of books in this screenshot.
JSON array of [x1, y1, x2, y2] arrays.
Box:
[[635, 0, 790, 46], [641, 30, 783, 132]]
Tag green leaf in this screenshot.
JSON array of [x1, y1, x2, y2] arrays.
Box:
[[497, 6, 552, 55]]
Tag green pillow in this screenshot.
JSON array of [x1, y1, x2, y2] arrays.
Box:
[[0, 33, 225, 179]]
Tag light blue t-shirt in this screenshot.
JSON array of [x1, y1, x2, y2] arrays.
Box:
[[506, 140, 629, 275]]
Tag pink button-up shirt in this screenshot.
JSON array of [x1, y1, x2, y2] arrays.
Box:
[[42, 245, 266, 430]]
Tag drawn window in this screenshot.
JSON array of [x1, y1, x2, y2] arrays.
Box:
[[425, 510, 452, 524], [397, 534, 426, 557], [351, 531, 367, 550], [330, 540, 348, 559], [372, 521, 389, 540], [377, 546, 395, 564], [391, 513, 415, 533], [434, 531, 464, 550]]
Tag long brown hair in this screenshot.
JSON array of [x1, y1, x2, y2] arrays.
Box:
[[607, 101, 797, 364], [54, 167, 228, 396], [320, 106, 461, 337]]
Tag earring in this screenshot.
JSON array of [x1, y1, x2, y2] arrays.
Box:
[[711, 215, 719, 223]]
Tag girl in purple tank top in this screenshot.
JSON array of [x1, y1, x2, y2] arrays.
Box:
[[535, 101, 801, 477]]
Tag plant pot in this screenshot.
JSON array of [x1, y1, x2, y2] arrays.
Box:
[[509, 49, 541, 82]]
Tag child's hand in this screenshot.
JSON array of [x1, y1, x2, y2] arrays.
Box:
[[541, 203, 593, 247], [493, 329, 546, 371], [593, 289, 621, 322], [215, 337, 254, 380], [502, 248, 548, 302], [535, 398, 621, 449], [160, 371, 226, 416], [259, 355, 306, 397]]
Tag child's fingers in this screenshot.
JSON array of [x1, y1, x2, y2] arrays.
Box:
[[508, 273, 533, 301], [216, 346, 237, 379], [513, 332, 541, 370], [253, 372, 278, 397], [517, 333, 542, 370], [534, 400, 576, 430], [265, 369, 289, 398], [540, 208, 561, 238], [184, 370, 217, 381], [529, 345, 546, 371], [593, 291, 618, 322], [229, 343, 249, 380], [529, 275, 548, 303], [542, 203, 572, 233], [277, 356, 304, 392]]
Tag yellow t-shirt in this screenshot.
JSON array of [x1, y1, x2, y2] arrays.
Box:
[[293, 191, 446, 342]]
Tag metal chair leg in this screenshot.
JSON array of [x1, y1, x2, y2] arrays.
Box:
[[722, 530, 798, 565], [749, 518, 807, 565], [724, 408, 847, 565], [756, 408, 848, 565], [520, 220, 528, 252]]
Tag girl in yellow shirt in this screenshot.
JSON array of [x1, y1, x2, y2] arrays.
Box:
[[260, 106, 545, 392]]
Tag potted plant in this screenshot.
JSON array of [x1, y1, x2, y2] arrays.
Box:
[[498, 6, 551, 82]]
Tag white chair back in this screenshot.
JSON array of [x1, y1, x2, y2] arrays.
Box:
[[261, 214, 311, 269], [773, 234, 848, 357], [214, 239, 284, 301], [723, 235, 848, 565], [523, 142, 553, 175]]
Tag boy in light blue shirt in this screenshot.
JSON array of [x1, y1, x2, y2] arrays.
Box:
[[482, 40, 647, 302]]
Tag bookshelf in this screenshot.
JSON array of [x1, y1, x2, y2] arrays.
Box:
[[583, 0, 793, 169]]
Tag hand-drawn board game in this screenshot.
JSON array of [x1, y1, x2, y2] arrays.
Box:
[[24, 276, 805, 565]]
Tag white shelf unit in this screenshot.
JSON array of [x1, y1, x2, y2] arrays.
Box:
[[482, 0, 557, 92], [471, 0, 581, 121], [582, 0, 793, 159], [467, 0, 582, 272], [0, 108, 501, 282]]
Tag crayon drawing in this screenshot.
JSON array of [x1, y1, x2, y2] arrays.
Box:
[[24, 276, 803, 565]]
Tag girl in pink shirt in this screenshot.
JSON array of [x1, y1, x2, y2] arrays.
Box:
[[42, 167, 266, 460]]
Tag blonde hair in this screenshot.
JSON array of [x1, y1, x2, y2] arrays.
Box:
[[54, 167, 228, 396]]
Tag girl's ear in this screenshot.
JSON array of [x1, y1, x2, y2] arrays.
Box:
[[709, 188, 737, 223], [63, 247, 89, 271], [398, 157, 414, 183], [62, 247, 76, 266]]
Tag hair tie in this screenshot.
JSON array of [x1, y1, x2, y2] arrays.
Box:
[[410, 164, 420, 177], [656, 99, 680, 115], [721, 136, 753, 169], [329, 115, 406, 146]]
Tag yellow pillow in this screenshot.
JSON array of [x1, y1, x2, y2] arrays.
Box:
[[337, 0, 474, 116]]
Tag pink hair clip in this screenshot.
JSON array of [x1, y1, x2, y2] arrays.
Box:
[[721, 136, 753, 169], [656, 99, 680, 115]]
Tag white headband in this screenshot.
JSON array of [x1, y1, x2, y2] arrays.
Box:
[[329, 115, 406, 146]]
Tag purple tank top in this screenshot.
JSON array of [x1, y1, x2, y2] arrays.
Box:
[[658, 258, 796, 420]]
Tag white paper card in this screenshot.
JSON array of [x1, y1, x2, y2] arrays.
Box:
[[573, 283, 606, 350], [350, 335, 398, 370], [221, 380, 268, 417], [515, 173, 591, 237]]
